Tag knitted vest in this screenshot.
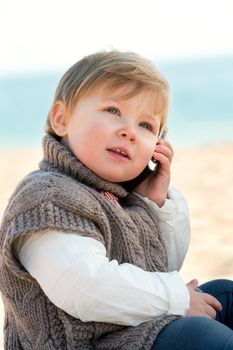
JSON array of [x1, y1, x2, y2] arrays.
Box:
[[0, 135, 178, 350]]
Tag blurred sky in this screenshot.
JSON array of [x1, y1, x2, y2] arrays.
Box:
[[1, 0, 233, 75]]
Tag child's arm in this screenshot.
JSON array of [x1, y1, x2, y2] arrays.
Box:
[[134, 186, 191, 271], [133, 139, 173, 207], [14, 231, 190, 326]]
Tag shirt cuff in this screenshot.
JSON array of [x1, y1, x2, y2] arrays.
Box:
[[156, 271, 190, 315]]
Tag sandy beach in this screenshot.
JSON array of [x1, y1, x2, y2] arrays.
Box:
[[0, 144, 233, 347]]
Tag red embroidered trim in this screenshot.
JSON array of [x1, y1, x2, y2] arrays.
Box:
[[100, 190, 121, 207]]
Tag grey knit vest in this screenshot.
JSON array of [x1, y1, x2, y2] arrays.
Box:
[[0, 135, 178, 350]]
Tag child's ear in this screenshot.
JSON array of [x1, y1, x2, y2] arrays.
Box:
[[50, 101, 68, 137]]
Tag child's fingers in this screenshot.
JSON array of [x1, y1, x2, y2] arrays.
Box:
[[156, 139, 174, 153], [157, 138, 173, 148], [205, 294, 223, 312], [152, 152, 171, 172], [186, 279, 199, 290], [154, 142, 174, 163]]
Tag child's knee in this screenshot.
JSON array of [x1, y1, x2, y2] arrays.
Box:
[[154, 317, 233, 350]]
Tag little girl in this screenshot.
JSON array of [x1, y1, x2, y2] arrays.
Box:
[[0, 50, 232, 349]]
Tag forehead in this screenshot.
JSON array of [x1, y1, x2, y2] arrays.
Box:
[[96, 82, 152, 98], [98, 83, 164, 117], [89, 82, 158, 107]]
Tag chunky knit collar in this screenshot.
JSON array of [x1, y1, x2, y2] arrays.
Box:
[[39, 134, 128, 198]]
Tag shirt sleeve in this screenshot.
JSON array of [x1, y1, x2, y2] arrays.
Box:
[[13, 230, 190, 326], [134, 186, 191, 271]]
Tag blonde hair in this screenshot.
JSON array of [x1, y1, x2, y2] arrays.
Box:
[[45, 51, 169, 135]]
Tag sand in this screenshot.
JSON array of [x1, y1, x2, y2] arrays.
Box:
[[0, 144, 232, 347]]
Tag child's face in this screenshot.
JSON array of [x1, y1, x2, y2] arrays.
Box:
[[61, 84, 162, 182]]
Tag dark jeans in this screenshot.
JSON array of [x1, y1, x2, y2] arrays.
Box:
[[152, 279, 233, 350]]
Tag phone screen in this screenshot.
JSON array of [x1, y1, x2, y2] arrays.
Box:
[[122, 129, 168, 192]]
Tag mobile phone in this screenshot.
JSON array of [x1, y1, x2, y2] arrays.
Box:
[[147, 129, 168, 172], [122, 129, 168, 192]]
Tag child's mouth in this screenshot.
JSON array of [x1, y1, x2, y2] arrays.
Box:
[[107, 148, 130, 159]]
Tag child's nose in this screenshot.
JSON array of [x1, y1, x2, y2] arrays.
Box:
[[118, 125, 136, 142]]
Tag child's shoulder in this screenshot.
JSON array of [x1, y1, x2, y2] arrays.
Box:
[[6, 169, 97, 216]]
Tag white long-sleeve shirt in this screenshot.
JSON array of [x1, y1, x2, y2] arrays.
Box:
[[14, 187, 191, 326]]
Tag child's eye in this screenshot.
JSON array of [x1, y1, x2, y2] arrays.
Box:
[[139, 122, 153, 131], [106, 107, 121, 116]]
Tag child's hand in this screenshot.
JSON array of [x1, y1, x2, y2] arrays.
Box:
[[185, 279, 222, 319], [134, 139, 174, 207]]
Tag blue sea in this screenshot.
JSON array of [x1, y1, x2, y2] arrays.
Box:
[[0, 55, 233, 148]]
